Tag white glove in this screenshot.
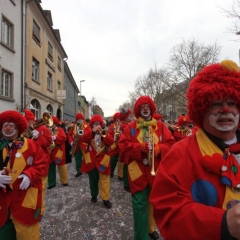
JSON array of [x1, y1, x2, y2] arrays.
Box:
[[31, 129, 39, 139], [52, 135, 56, 141], [71, 142, 73, 146], [0, 171, 12, 188], [18, 174, 30, 190]]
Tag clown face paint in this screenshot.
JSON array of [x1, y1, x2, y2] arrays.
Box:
[[140, 104, 151, 120], [203, 99, 240, 141], [2, 122, 19, 140]]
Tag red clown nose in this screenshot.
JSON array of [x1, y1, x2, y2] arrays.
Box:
[[221, 107, 231, 113]]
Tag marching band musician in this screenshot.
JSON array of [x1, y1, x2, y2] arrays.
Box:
[[0, 110, 47, 240], [47, 116, 68, 189], [172, 115, 192, 141], [118, 96, 176, 240], [68, 113, 90, 177], [81, 115, 114, 209], [150, 60, 240, 240], [118, 108, 132, 192], [108, 112, 121, 179], [23, 109, 52, 215]]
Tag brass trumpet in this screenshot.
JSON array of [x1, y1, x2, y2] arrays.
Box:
[[148, 126, 156, 176], [23, 112, 53, 138]]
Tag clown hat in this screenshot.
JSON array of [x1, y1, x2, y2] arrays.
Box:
[[90, 115, 104, 127], [76, 113, 84, 121], [134, 96, 156, 118], [112, 112, 120, 122], [187, 60, 240, 127], [23, 109, 35, 121], [119, 108, 131, 121], [0, 110, 28, 134], [52, 116, 60, 125]]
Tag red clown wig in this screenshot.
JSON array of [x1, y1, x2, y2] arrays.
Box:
[[153, 113, 163, 121], [134, 96, 156, 118], [0, 110, 28, 134], [187, 60, 240, 127], [76, 113, 84, 121], [90, 115, 104, 128], [52, 116, 60, 125], [23, 109, 35, 121], [112, 112, 120, 122], [119, 109, 131, 121], [177, 116, 190, 126]]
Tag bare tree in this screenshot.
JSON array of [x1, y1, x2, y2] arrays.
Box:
[[219, 0, 240, 33], [168, 38, 221, 85]]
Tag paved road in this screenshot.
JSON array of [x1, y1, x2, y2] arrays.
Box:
[[40, 161, 163, 240]]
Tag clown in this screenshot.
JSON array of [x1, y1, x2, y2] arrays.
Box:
[[0, 110, 46, 240], [108, 112, 121, 178], [48, 116, 68, 189], [23, 109, 52, 215], [118, 96, 175, 240], [118, 108, 132, 192], [81, 115, 114, 209], [67, 113, 91, 177], [150, 60, 240, 240], [172, 115, 192, 141]]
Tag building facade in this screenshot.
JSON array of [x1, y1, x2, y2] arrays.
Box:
[[24, 0, 68, 120], [0, 0, 25, 111], [63, 61, 79, 121]]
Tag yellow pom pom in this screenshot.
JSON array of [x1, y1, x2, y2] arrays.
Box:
[[221, 60, 239, 72]]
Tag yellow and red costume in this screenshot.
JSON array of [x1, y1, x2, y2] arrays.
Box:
[[150, 60, 240, 240], [68, 113, 91, 176], [0, 110, 46, 240], [23, 109, 52, 215], [81, 115, 114, 206], [48, 117, 68, 188], [118, 96, 176, 240]]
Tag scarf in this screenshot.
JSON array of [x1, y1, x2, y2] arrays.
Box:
[[197, 129, 240, 210], [0, 137, 24, 151]]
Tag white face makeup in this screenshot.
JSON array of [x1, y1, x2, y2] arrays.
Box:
[[2, 122, 19, 140], [208, 112, 239, 132], [140, 104, 151, 120], [203, 99, 240, 141]]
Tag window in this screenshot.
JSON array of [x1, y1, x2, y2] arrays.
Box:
[[47, 72, 53, 91], [31, 100, 40, 119], [48, 41, 53, 61], [1, 70, 12, 98], [32, 20, 41, 45], [57, 56, 61, 71], [46, 104, 53, 116], [57, 81, 61, 90], [1, 16, 14, 49], [32, 57, 39, 82]]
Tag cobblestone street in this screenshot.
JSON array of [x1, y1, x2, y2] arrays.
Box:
[[40, 161, 163, 240]]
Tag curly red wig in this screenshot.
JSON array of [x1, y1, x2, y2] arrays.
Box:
[[90, 115, 104, 128], [52, 116, 60, 125], [177, 116, 190, 126], [134, 96, 156, 118], [119, 109, 131, 121], [112, 112, 120, 122], [187, 60, 240, 127], [76, 113, 84, 121], [153, 113, 163, 121], [0, 110, 28, 134], [23, 109, 35, 121]]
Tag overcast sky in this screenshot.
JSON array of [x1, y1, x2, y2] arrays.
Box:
[[41, 0, 239, 117]]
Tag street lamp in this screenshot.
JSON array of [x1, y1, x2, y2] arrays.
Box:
[[79, 80, 85, 96]]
